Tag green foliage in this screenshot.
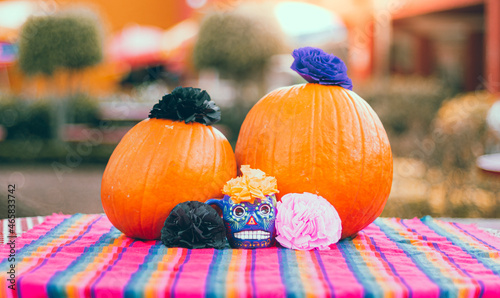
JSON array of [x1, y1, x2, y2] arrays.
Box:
[[0, 98, 52, 140], [0, 95, 100, 140], [66, 94, 100, 125], [193, 11, 283, 79], [0, 140, 116, 164], [18, 9, 103, 76]]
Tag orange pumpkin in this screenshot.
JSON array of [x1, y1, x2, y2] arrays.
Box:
[[235, 84, 393, 239], [101, 87, 236, 240]]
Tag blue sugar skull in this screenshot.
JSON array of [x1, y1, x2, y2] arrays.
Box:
[[206, 194, 277, 248]]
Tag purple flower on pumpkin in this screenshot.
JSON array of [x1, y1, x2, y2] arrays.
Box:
[[275, 193, 342, 250], [290, 47, 353, 90]]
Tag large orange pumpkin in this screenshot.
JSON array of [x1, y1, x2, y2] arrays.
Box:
[[235, 83, 393, 239], [101, 87, 236, 240]]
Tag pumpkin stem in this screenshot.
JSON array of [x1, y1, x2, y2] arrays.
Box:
[[149, 87, 221, 125]]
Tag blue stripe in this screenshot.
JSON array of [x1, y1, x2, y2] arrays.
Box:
[[451, 222, 500, 251], [368, 236, 413, 298], [0, 214, 81, 270], [170, 249, 191, 297], [313, 250, 335, 297], [18, 215, 102, 298], [337, 238, 382, 298], [124, 243, 166, 298], [46, 226, 121, 297], [431, 242, 483, 297], [422, 217, 500, 291], [277, 248, 305, 298], [375, 219, 457, 298], [205, 249, 232, 297], [89, 239, 137, 298], [205, 249, 220, 298]]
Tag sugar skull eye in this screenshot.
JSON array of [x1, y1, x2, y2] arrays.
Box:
[[260, 204, 271, 215], [233, 206, 246, 217]]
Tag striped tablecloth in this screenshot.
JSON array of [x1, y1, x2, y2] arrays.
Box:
[[1, 216, 46, 245], [2, 214, 500, 297]]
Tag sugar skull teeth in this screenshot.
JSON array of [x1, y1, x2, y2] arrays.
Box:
[[234, 230, 271, 240]]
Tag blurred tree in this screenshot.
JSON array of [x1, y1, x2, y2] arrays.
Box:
[[18, 9, 103, 76], [17, 8, 103, 139], [193, 10, 283, 81]]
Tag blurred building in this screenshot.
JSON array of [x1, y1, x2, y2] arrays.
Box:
[[305, 0, 498, 94], [1, 0, 499, 96], [375, 0, 498, 93]]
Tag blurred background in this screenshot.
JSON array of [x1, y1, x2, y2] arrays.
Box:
[[1, 0, 500, 219]]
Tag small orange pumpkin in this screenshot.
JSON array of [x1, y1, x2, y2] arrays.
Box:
[[101, 87, 236, 240], [235, 48, 393, 239]]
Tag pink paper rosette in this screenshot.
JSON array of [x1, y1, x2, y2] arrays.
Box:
[[275, 193, 342, 250]]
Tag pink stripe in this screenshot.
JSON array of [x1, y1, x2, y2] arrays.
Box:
[[20, 218, 29, 235], [0, 215, 69, 254], [363, 222, 439, 297], [84, 240, 154, 297], [428, 220, 500, 297], [389, 218, 500, 297], [251, 248, 288, 297], [235, 250, 249, 298], [168, 248, 218, 298], [17, 215, 103, 297], [318, 245, 365, 297], [153, 248, 183, 298], [73, 237, 133, 297]]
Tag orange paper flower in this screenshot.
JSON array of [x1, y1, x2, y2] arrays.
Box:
[[223, 165, 278, 204]]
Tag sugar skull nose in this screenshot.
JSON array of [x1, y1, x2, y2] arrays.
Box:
[[247, 216, 257, 225]]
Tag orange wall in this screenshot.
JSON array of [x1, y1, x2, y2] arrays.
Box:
[[1, 0, 198, 97], [58, 0, 194, 32]]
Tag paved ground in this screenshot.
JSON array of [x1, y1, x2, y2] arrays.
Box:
[[1, 164, 105, 218]]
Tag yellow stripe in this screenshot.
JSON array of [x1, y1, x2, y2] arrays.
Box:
[[226, 249, 241, 298], [352, 236, 393, 298], [14, 215, 94, 278], [66, 234, 127, 298], [144, 247, 177, 298], [385, 219, 472, 298], [435, 220, 500, 264], [295, 250, 320, 298]]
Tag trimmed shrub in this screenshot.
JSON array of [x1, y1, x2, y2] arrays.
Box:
[[0, 99, 52, 140], [18, 9, 103, 76], [0, 95, 100, 140], [193, 10, 283, 79]]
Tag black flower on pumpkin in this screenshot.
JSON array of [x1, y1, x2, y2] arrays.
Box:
[[149, 87, 221, 125]]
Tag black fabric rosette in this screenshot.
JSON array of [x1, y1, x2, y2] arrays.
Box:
[[161, 201, 226, 249], [149, 86, 221, 125]]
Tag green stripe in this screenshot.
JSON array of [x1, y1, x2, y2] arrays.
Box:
[[337, 238, 383, 298], [374, 219, 458, 298], [0, 214, 83, 271], [278, 248, 305, 298], [422, 216, 500, 275], [206, 249, 232, 297], [124, 244, 166, 298], [46, 226, 122, 297]]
